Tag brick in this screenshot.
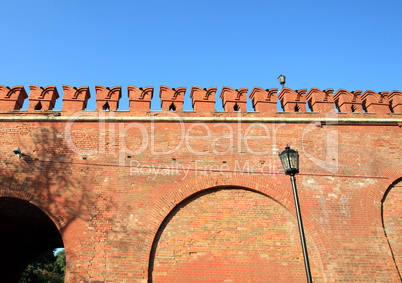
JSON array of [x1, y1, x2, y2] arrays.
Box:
[[128, 86, 153, 112], [95, 85, 122, 111], [306, 88, 335, 113], [249, 87, 278, 113], [220, 87, 248, 112], [361, 90, 390, 114], [389, 90, 402, 113], [159, 86, 186, 111], [28, 85, 59, 111], [333, 89, 363, 113], [190, 86, 217, 112], [62, 85, 91, 111], [0, 85, 28, 111], [278, 88, 307, 112]]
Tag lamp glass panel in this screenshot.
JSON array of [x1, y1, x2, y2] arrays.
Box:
[[279, 147, 299, 174], [280, 153, 290, 170], [289, 151, 299, 170]]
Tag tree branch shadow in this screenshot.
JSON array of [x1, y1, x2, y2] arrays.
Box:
[[0, 124, 114, 281]]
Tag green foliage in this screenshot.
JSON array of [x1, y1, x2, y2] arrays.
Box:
[[19, 249, 65, 283]]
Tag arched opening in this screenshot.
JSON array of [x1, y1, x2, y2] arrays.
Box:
[[307, 100, 313, 112], [102, 102, 110, 111], [334, 101, 340, 112], [233, 103, 240, 111], [0, 197, 64, 282], [382, 178, 402, 281], [34, 102, 42, 111], [362, 100, 368, 113], [169, 102, 176, 111], [149, 187, 318, 282], [389, 99, 394, 113]]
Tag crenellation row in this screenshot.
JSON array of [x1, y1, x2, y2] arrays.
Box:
[[0, 84, 402, 114]]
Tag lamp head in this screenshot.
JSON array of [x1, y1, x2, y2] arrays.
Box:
[[277, 74, 286, 88], [279, 146, 299, 176], [13, 147, 22, 159]]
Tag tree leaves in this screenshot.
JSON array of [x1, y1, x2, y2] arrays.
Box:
[[19, 249, 65, 283]]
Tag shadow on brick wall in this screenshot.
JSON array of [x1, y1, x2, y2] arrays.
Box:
[[0, 125, 102, 281]]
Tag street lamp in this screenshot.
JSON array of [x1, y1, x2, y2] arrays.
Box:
[[279, 146, 312, 283], [277, 74, 286, 88]]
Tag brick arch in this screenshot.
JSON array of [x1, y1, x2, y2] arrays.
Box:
[[140, 174, 330, 281], [0, 189, 67, 231], [358, 170, 402, 282], [0, 189, 66, 281], [381, 177, 402, 280], [369, 168, 402, 201], [363, 168, 402, 229]]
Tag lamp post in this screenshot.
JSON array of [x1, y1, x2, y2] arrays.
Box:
[[279, 146, 312, 283], [277, 74, 286, 89]]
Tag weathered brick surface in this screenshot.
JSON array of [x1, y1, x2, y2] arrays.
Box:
[[0, 85, 401, 282]]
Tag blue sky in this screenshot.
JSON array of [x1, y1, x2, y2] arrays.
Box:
[[1, 0, 401, 111]]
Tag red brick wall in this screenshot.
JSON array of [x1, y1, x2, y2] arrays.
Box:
[[0, 85, 402, 282]]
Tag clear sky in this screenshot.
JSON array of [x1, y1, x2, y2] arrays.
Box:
[[1, 0, 401, 111]]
